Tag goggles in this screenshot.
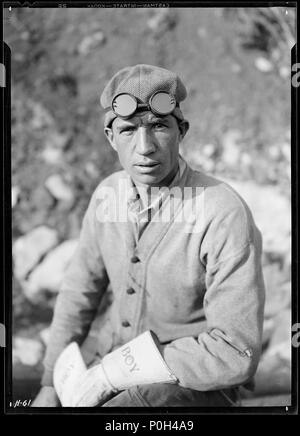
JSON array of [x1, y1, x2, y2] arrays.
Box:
[[111, 91, 178, 119]]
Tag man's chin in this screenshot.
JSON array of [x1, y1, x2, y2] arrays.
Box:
[[131, 172, 164, 187]]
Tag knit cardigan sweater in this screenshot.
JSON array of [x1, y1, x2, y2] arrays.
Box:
[[42, 161, 265, 391]]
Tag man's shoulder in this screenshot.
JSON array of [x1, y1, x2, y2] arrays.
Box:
[[186, 166, 252, 217], [186, 166, 260, 245]]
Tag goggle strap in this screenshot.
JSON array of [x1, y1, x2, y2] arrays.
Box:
[[106, 102, 180, 113]]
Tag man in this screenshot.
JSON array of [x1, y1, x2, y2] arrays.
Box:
[[32, 64, 265, 407]]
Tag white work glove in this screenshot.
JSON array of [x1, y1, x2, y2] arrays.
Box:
[[72, 363, 116, 407], [55, 330, 177, 407]]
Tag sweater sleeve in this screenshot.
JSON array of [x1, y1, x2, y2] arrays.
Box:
[[163, 198, 266, 391], [41, 190, 109, 386]]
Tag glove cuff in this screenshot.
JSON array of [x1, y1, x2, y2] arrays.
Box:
[[102, 330, 178, 391]]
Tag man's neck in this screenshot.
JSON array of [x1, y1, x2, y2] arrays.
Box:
[[158, 162, 179, 188]]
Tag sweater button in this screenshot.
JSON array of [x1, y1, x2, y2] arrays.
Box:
[[122, 320, 131, 327], [127, 288, 135, 295], [131, 255, 140, 263]]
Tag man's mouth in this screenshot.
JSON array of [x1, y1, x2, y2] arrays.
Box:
[[134, 161, 161, 172], [135, 161, 160, 167]]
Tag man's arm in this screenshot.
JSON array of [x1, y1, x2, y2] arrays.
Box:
[[52, 202, 265, 406], [162, 200, 266, 391], [40, 189, 109, 387]]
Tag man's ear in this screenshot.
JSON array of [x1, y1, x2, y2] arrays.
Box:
[[104, 127, 117, 151], [178, 120, 189, 141]]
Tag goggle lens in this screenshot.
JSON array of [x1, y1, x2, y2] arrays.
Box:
[[150, 92, 176, 115], [112, 93, 137, 117]]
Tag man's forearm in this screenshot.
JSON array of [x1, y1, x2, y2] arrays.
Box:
[[41, 288, 102, 385], [42, 190, 109, 385], [163, 240, 265, 392]]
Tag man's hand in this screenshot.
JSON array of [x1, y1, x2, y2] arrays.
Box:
[[54, 331, 176, 407], [72, 364, 115, 407], [31, 386, 60, 407]]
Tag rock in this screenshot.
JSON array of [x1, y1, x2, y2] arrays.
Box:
[[224, 180, 291, 256], [12, 360, 43, 403], [31, 186, 56, 213], [281, 142, 290, 162], [14, 53, 26, 62], [12, 186, 20, 208], [254, 353, 291, 396], [202, 143, 215, 158], [78, 31, 106, 55], [29, 101, 55, 129], [201, 159, 215, 173], [240, 152, 251, 167], [20, 31, 30, 41], [39, 326, 51, 346], [23, 239, 78, 301], [254, 309, 291, 396], [263, 263, 291, 319], [13, 337, 44, 366], [231, 63, 242, 73], [147, 9, 177, 33], [85, 161, 100, 179], [183, 147, 216, 174], [268, 145, 281, 160], [13, 226, 59, 281], [262, 317, 275, 346], [254, 57, 274, 73], [279, 65, 290, 79], [198, 144, 217, 173], [221, 130, 242, 167], [41, 146, 63, 165], [271, 48, 281, 62], [45, 174, 74, 203], [268, 310, 291, 359], [45, 131, 70, 150], [15, 188, 56, 234]]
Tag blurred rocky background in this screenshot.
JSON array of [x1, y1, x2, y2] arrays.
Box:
[[4, 6, 295, 407]]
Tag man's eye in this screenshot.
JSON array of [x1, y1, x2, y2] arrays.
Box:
[[120, 127, 135, 134], [153, 123, 166, 130]]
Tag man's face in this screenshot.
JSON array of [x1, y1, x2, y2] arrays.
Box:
[[105, 112, 187, 187]]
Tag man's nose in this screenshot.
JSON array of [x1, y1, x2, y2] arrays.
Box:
[[135, 127, 156, 155]]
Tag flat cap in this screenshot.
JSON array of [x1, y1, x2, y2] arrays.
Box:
[[100, 64, 188, 127]]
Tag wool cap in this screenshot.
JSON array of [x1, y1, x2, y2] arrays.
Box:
[[100, 64, 188, 128]]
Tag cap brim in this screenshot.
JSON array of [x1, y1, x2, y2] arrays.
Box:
[[103, 107, 186, 129]]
